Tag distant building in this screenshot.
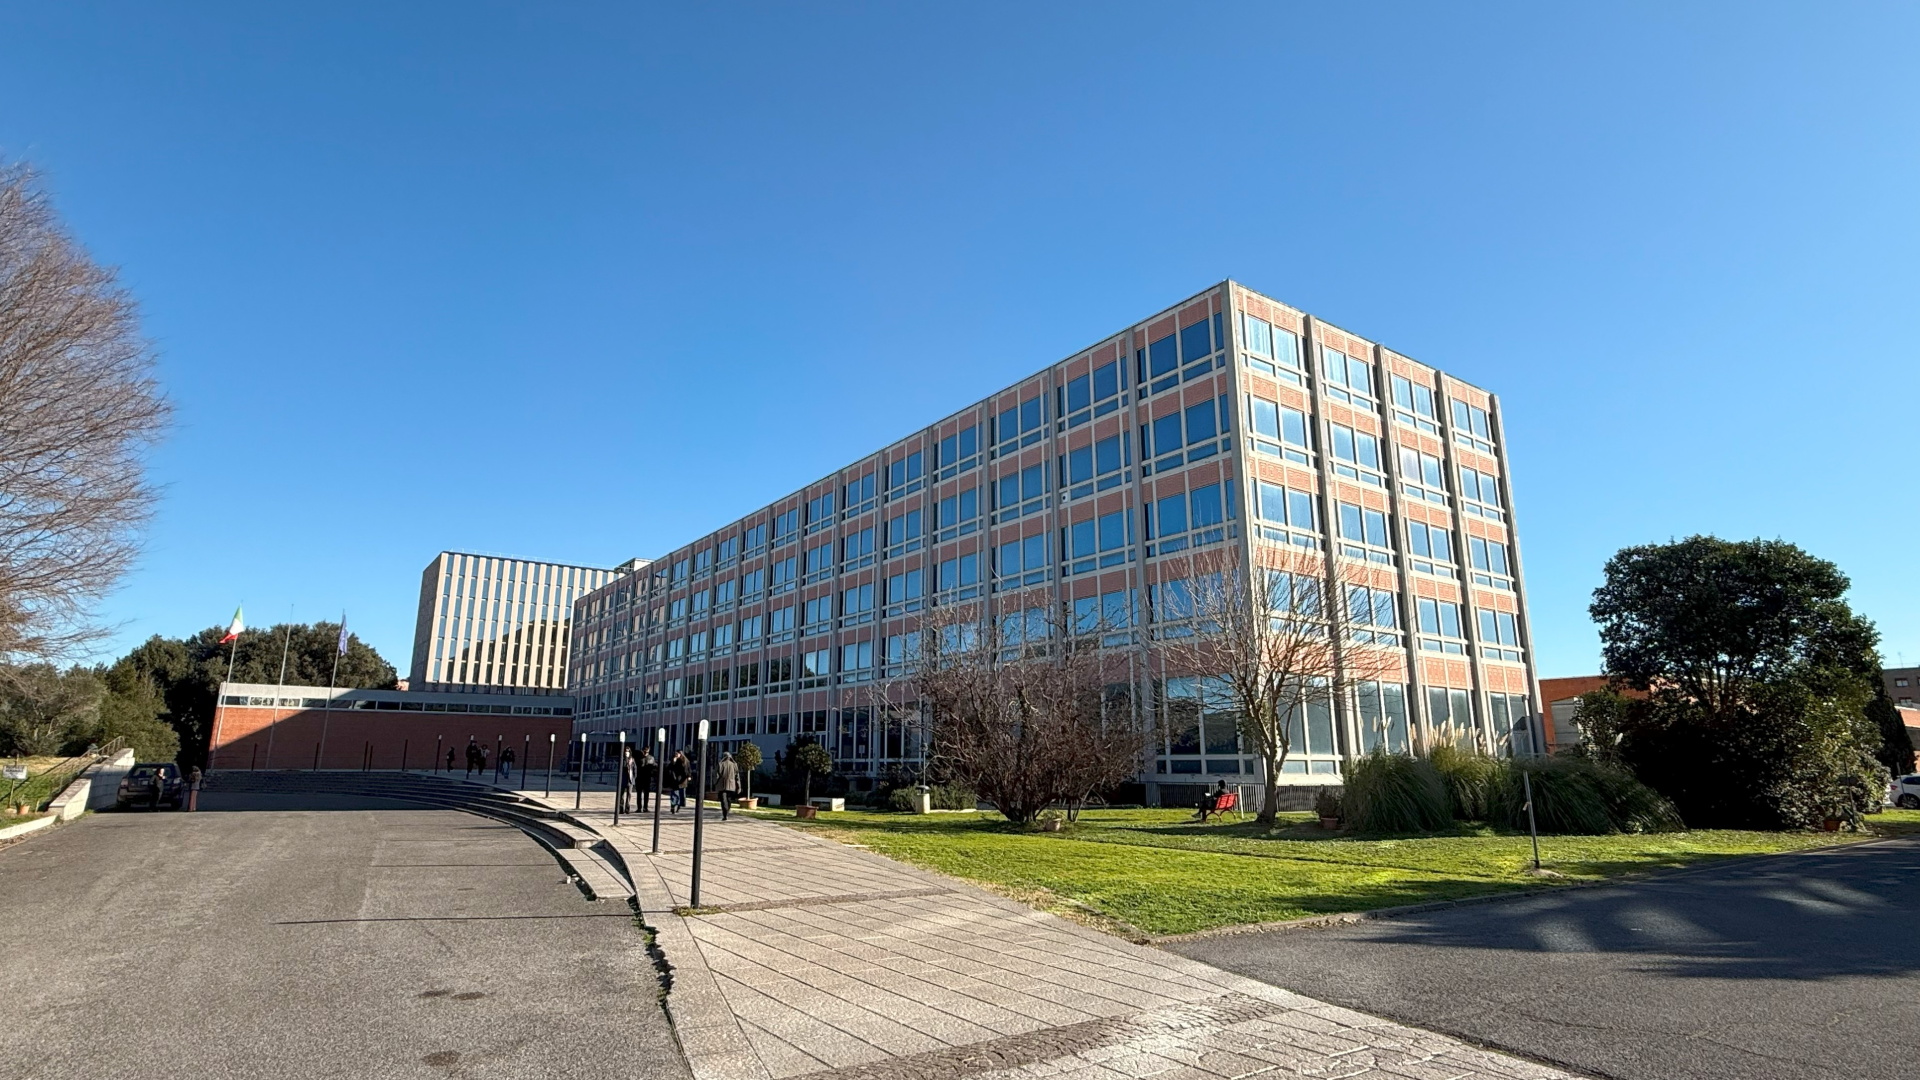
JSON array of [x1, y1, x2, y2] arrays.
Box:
[[408, 552, 631, 696], [1884, 666, 1920, 708]]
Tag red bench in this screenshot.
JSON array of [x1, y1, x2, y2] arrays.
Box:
[[1196, 791, 1238, 821]]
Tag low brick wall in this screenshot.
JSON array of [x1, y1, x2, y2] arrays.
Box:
[[211, 703, 571, 772]]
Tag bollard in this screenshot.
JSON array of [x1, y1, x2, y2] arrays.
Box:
[[690, 719, 710, 908], [613, 730, 626, 827], [574, 732, 586, 811], [402, 739, 409, 773], [651, 727, 666, 854]]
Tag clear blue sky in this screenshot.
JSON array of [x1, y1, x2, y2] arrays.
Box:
[[3, 2, 1916, 678]]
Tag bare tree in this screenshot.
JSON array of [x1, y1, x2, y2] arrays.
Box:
[[910, 598, 1147, 825], [1156, 547, 1397, 825], [0, 162, 169, 663]]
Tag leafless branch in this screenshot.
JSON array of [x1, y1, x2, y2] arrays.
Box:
[[0, 161, 170, 662], [907, 597, 1147, 824], [1154, 546, 1397, 824]]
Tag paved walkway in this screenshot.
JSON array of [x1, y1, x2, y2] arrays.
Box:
[[509, 782, 1581, 1080]]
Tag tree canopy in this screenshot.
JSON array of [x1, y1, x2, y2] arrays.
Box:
[[1587, 536, 1889, 829], [106, 622, 397, 766], [1590, 536, 1877, 715]]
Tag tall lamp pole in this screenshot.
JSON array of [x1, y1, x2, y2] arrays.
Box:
[[650, 727, 666, 854], [520, 734, 530, 788], [690, 718, 710, 909]]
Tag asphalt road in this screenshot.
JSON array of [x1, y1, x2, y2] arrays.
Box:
[[0, 791, 687, 1080], [1172, 837, 1920, 1080]]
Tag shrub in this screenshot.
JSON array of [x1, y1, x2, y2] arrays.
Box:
[[1491, 756, 1682, 834], [1341, 751, 1451, 834], [931, 784, 977, 810], [1428, 742, 1500, 821], [1313, 787, 1342, 819]]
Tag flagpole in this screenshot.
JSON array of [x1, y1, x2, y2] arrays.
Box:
[[264, 617, 293, 769], [211, 630, 239, 773], [319, 612, 344, 771]]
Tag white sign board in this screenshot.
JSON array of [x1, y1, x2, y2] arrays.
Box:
[[2, 765, 28, 781]]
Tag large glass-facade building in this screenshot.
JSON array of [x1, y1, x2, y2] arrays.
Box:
[[568, 282, 1538, 799]]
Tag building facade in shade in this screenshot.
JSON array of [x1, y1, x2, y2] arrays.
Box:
[[567, 282, 1540, 800], [409, 551, 623, 695]]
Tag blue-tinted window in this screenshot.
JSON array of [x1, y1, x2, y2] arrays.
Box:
[[1092, 361, 1119, 402], [1154, 493, 1187, 537], [1185, 400, 1217, 443], [1066, 375, 1090, 413], [1067, 520, 1096, 559], [1098, 510, 1127, 551], [1020, 397, 1042, 433], [1243, 314, 1272, 357], [1151, 413, 1183, 457], [1189, 484, 1224, 528], [1065, 446, 1093, 485], [1148, 334, 1177, 377], [1094, 434, 1123, 475], [1180, 318, 1213, 364]]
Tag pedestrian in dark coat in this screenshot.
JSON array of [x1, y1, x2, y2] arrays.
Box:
[[637, 750, 659, 812], [665, 751, 690, 813], [715, 752, 741, 821]]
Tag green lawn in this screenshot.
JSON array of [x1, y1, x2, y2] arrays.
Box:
[[751, 806, 1920, 937]]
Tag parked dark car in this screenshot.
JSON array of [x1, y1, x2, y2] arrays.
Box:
[[116, 763, 183, 810]]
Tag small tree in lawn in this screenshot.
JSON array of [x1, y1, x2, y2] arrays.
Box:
[[911, 600, 1146, 826], [787, 738, 833, 804], [734, 741, 763, 800], [1156, 548, 1395, 826]]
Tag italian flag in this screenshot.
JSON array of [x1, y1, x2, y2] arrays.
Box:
[[220, 606, 244, 644]]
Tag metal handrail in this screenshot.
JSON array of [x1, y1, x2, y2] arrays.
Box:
[[3, 737, 128, 814]]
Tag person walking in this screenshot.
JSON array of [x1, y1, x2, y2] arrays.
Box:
[[446, 747, 457, 773], [636, 749, 658, 813], [665, 751, 689, 814], [498, 745, 515, 782], [476, 746, 489, 779], [465, 743, 480, 778], [618, 747, 638, 814], [715, 751, 741, 821]]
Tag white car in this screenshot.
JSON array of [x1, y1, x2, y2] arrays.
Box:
[[1891, 774, 1920, 810]]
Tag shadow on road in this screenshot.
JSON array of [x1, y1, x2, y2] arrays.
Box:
[[1347, 839, 1920, 982]]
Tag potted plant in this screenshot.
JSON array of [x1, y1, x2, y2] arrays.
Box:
[[788, 739, 834, 818], [1038, 809, 1065, 832], [1315, 787, 1343, 830]]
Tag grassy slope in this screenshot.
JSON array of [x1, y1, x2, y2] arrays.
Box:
[[755, 807, 1920, 937]]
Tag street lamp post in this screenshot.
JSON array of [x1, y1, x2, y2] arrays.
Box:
[[574, 731, 587, 811], [650, 727, 666, 854], [520, 734, 530, 788], [690, 718, 710, 909]]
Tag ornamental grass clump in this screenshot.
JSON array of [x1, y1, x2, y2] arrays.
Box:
[[1341, 750, 1451, 834], [1428, 742, 1501, 821], [1491, 755, 1682, 834]]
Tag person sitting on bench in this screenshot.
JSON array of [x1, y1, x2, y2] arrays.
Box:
[[1195, 780, 1231, 822]]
